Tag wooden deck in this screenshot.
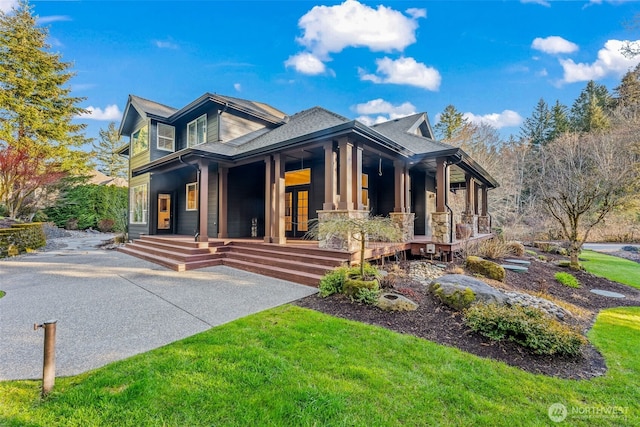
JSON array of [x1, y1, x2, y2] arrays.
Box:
[[119, 233, 495, 286]]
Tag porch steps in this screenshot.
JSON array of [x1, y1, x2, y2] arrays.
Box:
[[118, 237, 351, 286], [117, 236, 227, 272]]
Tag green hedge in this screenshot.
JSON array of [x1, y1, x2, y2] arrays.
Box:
[[0, 223, 46, 257]]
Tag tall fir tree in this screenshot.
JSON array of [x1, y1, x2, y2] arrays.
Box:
[[0, 1, 90, 169], [519, 98, 552, 146], [549, 100, 571, 141], [570, 81, 613, 132], [615, 63, 640, 119], [93, 122, 127, 178], [0, 1, 90, 217], [434, 104, 467, 140]]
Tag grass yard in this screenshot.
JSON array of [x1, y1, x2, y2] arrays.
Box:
[[1, 304, 639, 426], [580, 250, 640, 289]]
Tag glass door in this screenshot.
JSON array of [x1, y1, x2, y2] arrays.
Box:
[[285, 188, 309, 238], [157, 193, 172, 232]]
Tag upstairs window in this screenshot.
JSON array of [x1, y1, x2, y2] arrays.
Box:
[[157, 123, 175, 152], [187, 115, 207, 147], [131, 124, 149, 156]]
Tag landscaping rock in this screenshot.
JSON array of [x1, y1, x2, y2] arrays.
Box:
[[466, 256, 506, 281], [503, 291, 571, 321], [409, 261, 444, 283], [429, 274, 507, 310], [377, 293, 418, 311]]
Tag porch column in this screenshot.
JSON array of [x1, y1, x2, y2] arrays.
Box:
[[273, 153, 286, 244], [337, 138, 353, 210], [351, 143, 363, 210], [218, 167, 228, 238], [264, 155, 273, 243], [461, 175, 478, 237], [404, 167, 411, 214], [323, 142, 336, 210], [465, 175, 474, 214], [197, 160, 209, 242], [393, 161, 405, 212], [432, 157, 451, 244], [478, 186, 491, 234]]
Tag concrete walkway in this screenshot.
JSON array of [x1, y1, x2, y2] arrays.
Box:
[[583, 243, 639, 253], [0, 235, 316, 380]]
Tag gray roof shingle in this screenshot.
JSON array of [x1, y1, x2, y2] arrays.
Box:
[[371, 113, 454, 155], [129, 95, 178, 118]]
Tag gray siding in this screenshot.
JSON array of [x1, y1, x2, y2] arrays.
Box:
[[172, 164, 219, 237], [220, 113, 265, 141], [176, 109, 219, 150]]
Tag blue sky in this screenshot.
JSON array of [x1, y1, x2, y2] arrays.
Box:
[[6, 0, 640, 144]]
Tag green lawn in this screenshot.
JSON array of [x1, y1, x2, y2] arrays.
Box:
[[580, 250, 640, 289], [1, 304, 639, 426]]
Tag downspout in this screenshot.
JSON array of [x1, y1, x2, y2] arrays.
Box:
[[179, 155, 201, 240]]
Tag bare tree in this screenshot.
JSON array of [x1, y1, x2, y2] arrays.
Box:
[[535, 130, 639, 268]]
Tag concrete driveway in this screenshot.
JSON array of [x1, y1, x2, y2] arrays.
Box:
[[0, 235, 316, 380]]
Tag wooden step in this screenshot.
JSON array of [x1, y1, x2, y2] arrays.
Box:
[[226, 245, 345, 268], [230, 240, 351, 260], [139, 235, 224, 250], [222, 257, 323, 287], [118, 246, 187, 271], [132, 238, 227, 256], [224, 251, 334, 276], [124, 242, 219, 263]]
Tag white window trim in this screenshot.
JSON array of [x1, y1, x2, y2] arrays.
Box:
[[157, 123, 175, 152], [186, 182, 198, 211], [187, 114, 207, 148]]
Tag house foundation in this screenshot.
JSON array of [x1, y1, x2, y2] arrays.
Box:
[[390, 212, 415, 243], [431, 211, 451, 244], [478, 215, 491, 234]]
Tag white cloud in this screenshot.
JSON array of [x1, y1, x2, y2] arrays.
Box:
[[284, 52, 326, 75], [295, 0, 424, 58], [520, 0, 550, 6], [234, 83, 242, 92], [532, 36, 579, 54], [154, 39, 178, 49], [360, 57, 441, 91], [37, 15, 72, 25], [353, 98, 417, 125], [560, 39, 640, 83], [463, 110, 523, 129], [0, 0, 18, 12], [76, 105, 122, 121]]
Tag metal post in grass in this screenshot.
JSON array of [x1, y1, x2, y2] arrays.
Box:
[[34, 320, 57, 397]]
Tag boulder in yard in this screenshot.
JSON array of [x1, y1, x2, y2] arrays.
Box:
[[466, 256, 506, 281], [429, 274, 506, 311], [377, 293, 418, 311]]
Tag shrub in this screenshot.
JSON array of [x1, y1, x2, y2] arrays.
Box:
[[466, 256, 506, 281], [464, 303, 586, 357], [473, 239, 511, 259], [97, 218, 115, 232], [525, 249, 537, 257], [318, 265, 349, 297], [555, 272, 580, 288], [622, 246, 640, 253], [431, 283, 476, 311], [353, 287, 381, 305], [343, 278, 379, 298], [506, 241, 525, 256]]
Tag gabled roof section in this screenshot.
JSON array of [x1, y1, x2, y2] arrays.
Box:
[[370, 113, 453, 155], [119, 94, 178, 136], [231, 106, 351, 154], [212, 94, 287, 121]]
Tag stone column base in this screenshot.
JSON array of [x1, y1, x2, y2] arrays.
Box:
[[390, 212, 415, 242], [431, 211, 451, 244], [478, 215, 491, 234], [316, 210, 369, 252]]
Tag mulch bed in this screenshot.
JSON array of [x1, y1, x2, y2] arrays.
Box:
[[294, 248, 640, 379]]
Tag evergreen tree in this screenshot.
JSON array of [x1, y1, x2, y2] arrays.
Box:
[[434, 104, 467, 140], [549, 100, 571, 140], [0, 1, 90, 218], [615, 64, 640, 119], [93, 122, 127, 178], [519, 98, 552, 146], [0, 1, 90, 168], [570, 81, 612, 132]]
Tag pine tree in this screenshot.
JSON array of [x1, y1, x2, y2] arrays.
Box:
[[549, 100, 570, 141], [615, 64, 640, 119], [570, 81, 612, 132], [0, 1, 90, 218], [0, 1, 90, 167], [93, 122, 127, 178], [519, 98, 552, 146], [434, 104, 467, 140]]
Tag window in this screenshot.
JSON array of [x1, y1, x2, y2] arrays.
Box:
[[157, 123, 175, 152], [130, 184, 148, 224], [131, 124, 149, 156], [362, 173, 369, 207], [187, 115, 207, 147], [285, 168, 311, 187], [186, 182, 198, 211]]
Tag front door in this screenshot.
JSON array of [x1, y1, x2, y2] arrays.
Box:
[[157, 193, 172, 233], [285, 188, 309, 238]]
